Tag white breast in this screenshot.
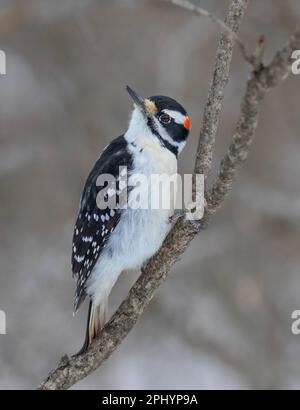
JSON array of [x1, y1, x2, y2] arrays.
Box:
[[87, 114, 178, 306], [109, 134, 177, 269]]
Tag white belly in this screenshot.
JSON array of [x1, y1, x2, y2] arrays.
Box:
[[114, 136, 177, 268], [87, 137, 177, 306], [109, 207, 171, 269]]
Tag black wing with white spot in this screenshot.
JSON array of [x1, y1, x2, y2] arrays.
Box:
[[72, 135, 133, 311]]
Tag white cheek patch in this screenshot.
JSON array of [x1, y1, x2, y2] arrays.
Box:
[[162, 109, 186, 125]]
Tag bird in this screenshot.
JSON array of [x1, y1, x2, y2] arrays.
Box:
[[72, 86, 191, 354]]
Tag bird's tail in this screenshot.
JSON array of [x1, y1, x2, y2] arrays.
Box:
[[75, 298, 108, 356]]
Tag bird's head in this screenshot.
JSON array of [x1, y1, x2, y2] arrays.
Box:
[[126, 86, 191, 156]]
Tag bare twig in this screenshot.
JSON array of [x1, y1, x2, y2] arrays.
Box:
[[252, 34, 266, 72], [163, 0, 251, 63], [38, 2, 300, 389], [206, 27, 300, 215], [194, 0, 250, 178]]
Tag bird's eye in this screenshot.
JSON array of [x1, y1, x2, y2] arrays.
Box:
[[159, 113, 171, 124]]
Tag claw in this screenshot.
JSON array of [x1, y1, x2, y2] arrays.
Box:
[[187, 219, 206, 232], [169, 208, 206, 231], [169, 209, 186, 224]]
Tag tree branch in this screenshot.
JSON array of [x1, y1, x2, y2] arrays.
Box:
[[206, 27, 300, 215], [163, 0, 251, 64], [194, 0, 250, 177], [38, 2, 299, 390]]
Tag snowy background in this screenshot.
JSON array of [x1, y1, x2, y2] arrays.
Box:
[[0, 0, 300, 389]]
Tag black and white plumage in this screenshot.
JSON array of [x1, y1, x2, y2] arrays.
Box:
[[72, 135, 132, 311], [72, 86, 191, 354]]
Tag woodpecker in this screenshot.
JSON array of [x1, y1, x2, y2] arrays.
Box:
[[72, 86, 191, 354]]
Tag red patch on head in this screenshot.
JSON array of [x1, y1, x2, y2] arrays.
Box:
[[184, 116, 191, 130]]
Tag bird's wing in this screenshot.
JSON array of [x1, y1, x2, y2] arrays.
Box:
[[72, 135, 133, 311]]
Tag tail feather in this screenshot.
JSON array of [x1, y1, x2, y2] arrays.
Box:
[[75, 298, 108, 356], [88, 299, 108, 344]]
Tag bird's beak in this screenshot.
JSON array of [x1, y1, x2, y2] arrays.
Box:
[[126, 86, 145, 110], [126, 86, 158, 117]]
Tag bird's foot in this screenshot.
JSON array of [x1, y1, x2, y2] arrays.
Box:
[[169, 209, 186, 224], [169, 207, 207, 232], [186, 219, 207, 232]]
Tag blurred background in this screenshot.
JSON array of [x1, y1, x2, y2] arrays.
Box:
[[0, 0, 300, 389]]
